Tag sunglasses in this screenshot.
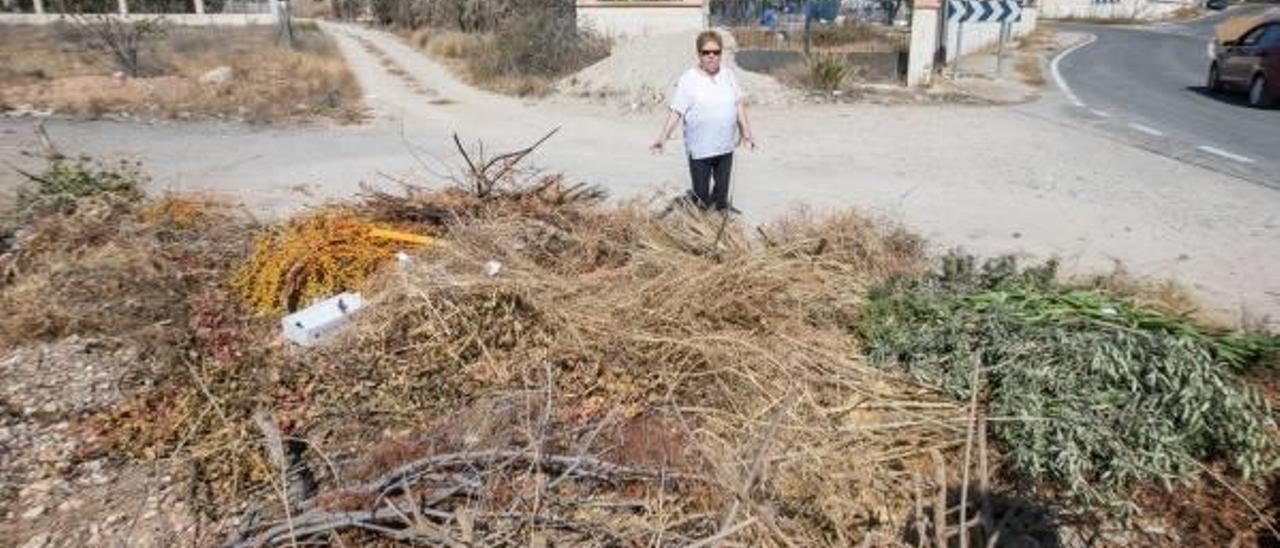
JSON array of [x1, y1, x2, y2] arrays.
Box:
[[700, 49, 722, 57]]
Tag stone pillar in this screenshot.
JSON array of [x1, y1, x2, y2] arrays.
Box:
[[194, 0, 205, 14], [33, 0, 45, 14], [907, 0, 940, 87], [117, 0, 128, 15]]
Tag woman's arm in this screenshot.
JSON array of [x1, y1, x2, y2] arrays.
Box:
[[737, 101, 755, 150], [650, 109, 682, 154]]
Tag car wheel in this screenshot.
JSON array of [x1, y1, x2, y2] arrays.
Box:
[[1207, 63, 1224, 93], [1249, 74, 1275, 108]]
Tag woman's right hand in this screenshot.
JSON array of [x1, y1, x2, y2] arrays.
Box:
[[649, 140, 664, 155]]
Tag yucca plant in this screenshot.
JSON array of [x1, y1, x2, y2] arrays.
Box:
[[807, 53, 850, 92]]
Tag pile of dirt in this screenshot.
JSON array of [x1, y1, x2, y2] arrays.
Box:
[[557, 29, 795, 112]]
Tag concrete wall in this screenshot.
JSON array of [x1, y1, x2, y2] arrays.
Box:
[[577, 0, 706, 38], [943, 6, 1038, 62], [0, 13, 276, 24], [1038, 0, 1192, 20], [737, 49, 907, 82]]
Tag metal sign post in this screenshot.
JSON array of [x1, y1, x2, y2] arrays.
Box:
[[996, 19, 1010, 77], [945, 0, 1022, 78]]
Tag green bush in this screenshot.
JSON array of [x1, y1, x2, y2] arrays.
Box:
[[16, 157, 144, 217], [860, 254, 1278, 502], [807, 53, 850, 91]]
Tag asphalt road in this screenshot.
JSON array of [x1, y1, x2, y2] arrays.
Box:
[[1049, 6, 1280, 188]]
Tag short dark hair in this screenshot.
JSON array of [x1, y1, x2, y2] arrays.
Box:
[[696, 30, 723, 52]]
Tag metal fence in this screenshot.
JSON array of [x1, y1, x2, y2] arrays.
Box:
[[709, 0, 907, 27]]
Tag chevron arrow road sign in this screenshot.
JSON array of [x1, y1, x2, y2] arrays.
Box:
[[947, 0, 1022, 22]]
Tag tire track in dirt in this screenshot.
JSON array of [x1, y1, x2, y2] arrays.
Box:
[[347, 33, 455, 106]]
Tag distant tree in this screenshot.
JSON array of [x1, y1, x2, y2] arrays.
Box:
[[69, 14, 167, 77]]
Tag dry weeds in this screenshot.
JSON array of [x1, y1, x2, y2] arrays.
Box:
[[0, 193, 253, 347], [208, 197, 969, 545], [7, 135, 1273, 546], [1015, 56, 1046, 87], [0, 23, 363, 124], [56, 135, 1008, 546], [412, 10, 608, 99], [731, 24, 908, 54], [416, 30, 557, 97]]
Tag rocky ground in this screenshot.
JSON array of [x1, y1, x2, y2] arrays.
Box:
[[0, 338, 198, 548]]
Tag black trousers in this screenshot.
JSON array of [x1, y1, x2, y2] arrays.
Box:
[[688, 153, 733, 210]]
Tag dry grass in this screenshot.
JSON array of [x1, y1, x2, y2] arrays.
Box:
[[1016, 26, 1059, 53], [0, 190, 253, 356], [11, 141, 1273, 545], [1167, 4, 1207, 20], [1015, 56, 1046, 87], [731, 23, 907, 53], [1006, 27, 1059, 88], [418, 30, 557, 96], [0, 23, 363, 124], [216, 198, 966, 545], [424, 29, 488, 60], [55, 140, 1004, 546], [412, 9, 609, 98], [1047, 14, 1142, 25]]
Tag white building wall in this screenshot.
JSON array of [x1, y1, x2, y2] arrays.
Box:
[[577, 1, 707, 39], [1038, 0, 1191, 20]]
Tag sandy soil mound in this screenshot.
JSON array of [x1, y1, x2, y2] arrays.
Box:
[[557, 29, 795, 112]]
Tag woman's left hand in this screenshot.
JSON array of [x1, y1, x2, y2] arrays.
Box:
[[742, 136, 757, 151]]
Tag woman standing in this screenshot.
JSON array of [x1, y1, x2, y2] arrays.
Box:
[[650, 30, 756, 212]]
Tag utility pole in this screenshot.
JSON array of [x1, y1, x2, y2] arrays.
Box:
[[275, 0, 295, 48], [803, 0, 812, 57]]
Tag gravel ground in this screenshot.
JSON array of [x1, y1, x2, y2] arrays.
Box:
[[0, 338, 200, 548]]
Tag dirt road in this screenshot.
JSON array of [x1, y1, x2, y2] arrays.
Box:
[[2, 22, 1277, 326]]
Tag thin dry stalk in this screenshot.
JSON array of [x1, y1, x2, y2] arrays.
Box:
[[932, 449, 947, 548], [715, 393, 795, 545], [958, 358, 981, 548]]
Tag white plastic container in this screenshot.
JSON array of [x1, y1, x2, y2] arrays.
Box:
[[280, 292, 366, 347]]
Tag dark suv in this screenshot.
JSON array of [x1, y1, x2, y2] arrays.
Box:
[[1208, 19, 1280, 108]]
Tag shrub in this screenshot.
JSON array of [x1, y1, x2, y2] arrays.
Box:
[[477, 5, 608, 79], [860, 254, 1278, 502], [426, 30, 488, 59], [16, 157, 144, 218], [807, 53, 850, 91]]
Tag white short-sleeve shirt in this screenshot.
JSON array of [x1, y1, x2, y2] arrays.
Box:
[[669, 67, 741, 160]]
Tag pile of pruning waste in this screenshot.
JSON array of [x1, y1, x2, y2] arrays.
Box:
[[860, 254, 1279, 503], [2, 131, 1278, 546]]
